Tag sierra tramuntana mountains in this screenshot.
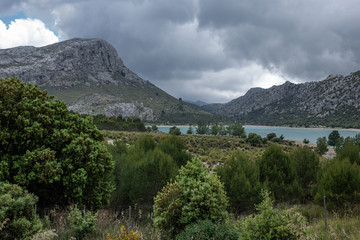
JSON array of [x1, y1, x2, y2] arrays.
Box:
[[0, 38, 211, 123], [203, 72, 360, 128]]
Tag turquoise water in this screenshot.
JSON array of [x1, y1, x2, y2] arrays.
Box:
[[157, 125, 360, 143]]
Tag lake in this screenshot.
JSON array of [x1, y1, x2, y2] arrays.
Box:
[[157, 125, 360, 143]]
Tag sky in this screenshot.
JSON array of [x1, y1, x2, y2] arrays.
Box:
[[0, 0, 359, 103]]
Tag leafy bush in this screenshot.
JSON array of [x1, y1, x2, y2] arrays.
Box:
[[237, 190, 308, 240], [315, 137, 328, 155], [246, 133, 263, 146], [328, 130, 341, 146], [158, 135, 191, 167], [314, 158, 360, 209], [0, 78, 114, 209], [0, 182, 43, 239], [169, 126, 181, 135], [217, 151, 261, 212], [176, 220, 238, 240], [258, 145, 301, 202], [153, 158, 229, 236], [67, 205, 97, 239], [110, 136, 179, 208], [336, 142, 360, 165], [290, 146, 320, 202]]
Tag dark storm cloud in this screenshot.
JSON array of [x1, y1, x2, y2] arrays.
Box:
[[5, 0, 360, 102], [197, 0, 360, 81]]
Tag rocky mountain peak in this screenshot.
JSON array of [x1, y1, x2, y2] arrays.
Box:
[[0, 38, 145, 87]]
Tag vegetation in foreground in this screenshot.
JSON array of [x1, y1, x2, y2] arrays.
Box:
[[2, 77, 360, 239]]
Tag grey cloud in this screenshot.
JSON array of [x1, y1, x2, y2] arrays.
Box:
[[197, 0, 360, 81]]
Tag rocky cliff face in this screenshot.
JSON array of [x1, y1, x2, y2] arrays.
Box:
[[0, 38, 211, 122], [203, 72, 360, 127]]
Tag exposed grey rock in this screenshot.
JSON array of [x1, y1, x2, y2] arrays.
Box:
[[202, 71, 360, 126]]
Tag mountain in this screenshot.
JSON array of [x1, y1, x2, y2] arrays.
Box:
[[202, 72, 360, 128], [184, 100, 208, 107], [0, 38, 213, 123]]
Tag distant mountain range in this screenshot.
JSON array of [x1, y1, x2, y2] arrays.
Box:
[[202, 72, 360, 128], [0, 38, 213, 123], [184, 100, 208, 107]]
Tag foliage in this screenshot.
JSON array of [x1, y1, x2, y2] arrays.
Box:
[[314, 158, 360, 209], [0, 78, 114, 209], [92, 114, 146, 132], [106, 226, 142, 240], [186, 126, 193, 134], [258, 145, 300, 202], [237, 190, 308, 240], [328, 130, 341, 146], [176, 220, 238, 240], [217, 151, 261, 212], [169, 126, 181, 135], [109, 135, 190, 208], [303, 138, 310, 144], [246, 133, 263, 146], [153, 158, 229, 236], [67, 205, 97, 239], [315, 137, 328, 155], [227, 124, 246, 138], [0, 182, 43, 240], [196, 120, 209, 135], [158, 135, 191, 167], [151, 125, 158, 132], [336, 142, 360, 165], [290, 146, 320, 202], [267, 133, 277, 140], [210, 123, 219, 136]]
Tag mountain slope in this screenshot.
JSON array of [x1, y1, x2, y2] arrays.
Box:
[[203, 72, 360, 128], [0, 38, 212, 123]]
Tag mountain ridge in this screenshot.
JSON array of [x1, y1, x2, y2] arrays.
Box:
[[202, 72, 360, 128], [0, 38, 213, 123]]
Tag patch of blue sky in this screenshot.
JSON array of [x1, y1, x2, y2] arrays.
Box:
[[0, 11, 27, 25]]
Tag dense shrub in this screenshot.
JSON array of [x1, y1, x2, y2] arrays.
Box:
[[0, 78, 114, 209], [328, 130, 341, 146], [290, 146, 320, 202], [158, 135, 191, 167], [92, 114, 146, 132], [237, 190, 308, 240], [258, 145, 300, 202], [0, 182, 43, 239], [315, 137, 328, 155], [110, 136, 182, 209], [314, 158, 360, 209], [67, 205, 97, 239], [246, 133, 263, 146], [217, 151, 261, 212], [176, 220, 238, 240], [169, 126, 181, 135], [153, 158, 229, 236], [336, 142, 360, 165]]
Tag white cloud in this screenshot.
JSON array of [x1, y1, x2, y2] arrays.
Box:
[[0, 18, 59, 49]]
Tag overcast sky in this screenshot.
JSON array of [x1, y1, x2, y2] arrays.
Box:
[[1, 0, 359, 103]]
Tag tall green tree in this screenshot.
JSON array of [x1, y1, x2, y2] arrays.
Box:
[[258, 145, 300, 202], [315, 137, 328, 156], [217, 152, 261, 212], [196, 120, 209, 135], [0, 78, 114, 209], [328, 130, 341, 146]]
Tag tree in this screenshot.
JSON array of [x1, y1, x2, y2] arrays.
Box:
[[153, 158, 228, 236], [315, 137, 328, 155], [217, 151, 261, 212], [187, 126, 193, 134], [290, 147, 320, 202], [159, 135, 191, 167], [210, 123, 219, 136], [0, 78, 114, 209], [228, 124, 246, 138], [314, 158, 360, 209], [328, 130, 340, 146], [258, 145, 300, 202], [246, 133, 263, 146], [169, 126, 181, 135], [196, 120, 209, 135], [267, 133, 277, 141]]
